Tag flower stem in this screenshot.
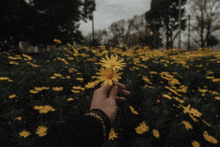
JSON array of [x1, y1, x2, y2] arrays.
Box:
[[107, 67, 115, 97]]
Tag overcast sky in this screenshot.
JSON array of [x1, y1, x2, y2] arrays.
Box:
[[78, 0, 151, 37], [23, 0, 220, 47]]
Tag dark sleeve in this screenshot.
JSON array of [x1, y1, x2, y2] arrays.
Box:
[[31, 114, 109, 147]]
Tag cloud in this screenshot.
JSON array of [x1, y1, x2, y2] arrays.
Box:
[[78, 0, 151, 37], [105, 0, 146, 5]]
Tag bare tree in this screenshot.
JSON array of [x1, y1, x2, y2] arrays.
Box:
[[189, 0, 220, 48], [125, 14, 148, 48], [94, 30, 103, 45], [108, 19, 126, 47], [84, 28, 113, 47], [127, 14, 146, 36]]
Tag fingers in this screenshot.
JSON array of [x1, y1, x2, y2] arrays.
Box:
[[119, 89, 130, 96], [113, 82, 130, 96], [116, 97, 126, 103], [108, 89, 130, 98], [112, 82, 126, 90]]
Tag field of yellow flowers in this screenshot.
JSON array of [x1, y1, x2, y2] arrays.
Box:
[[0, 40, 220, 147]]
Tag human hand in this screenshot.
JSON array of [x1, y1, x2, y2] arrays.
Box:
[[90, 82, 131, 123]]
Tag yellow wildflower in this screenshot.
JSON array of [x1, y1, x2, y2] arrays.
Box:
[[109, 128, 118, 140], [153, 129, 160, 138], [135, 126, 144, 134], [95, 67, 122, 86], [129, 106, 139, 115], [19, 130, 31, 138], [36, 126, 48, 137], [53, 39, 62, 44], [95, 54, 126, 71]]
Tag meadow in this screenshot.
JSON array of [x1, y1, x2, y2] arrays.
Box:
[[0, 42, 220, 147]]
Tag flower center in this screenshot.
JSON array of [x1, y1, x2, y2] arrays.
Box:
[[106, 73, 113, 79], [110, 63, 116, 67]]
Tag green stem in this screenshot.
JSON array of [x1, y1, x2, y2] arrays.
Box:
[[107, 67, 115, 97], [112, 67, 114, 86]]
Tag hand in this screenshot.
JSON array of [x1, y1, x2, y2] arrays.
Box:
[[90, 82, 131, 123]]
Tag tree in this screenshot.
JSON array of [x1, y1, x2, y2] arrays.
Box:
[[122, 32, 141, 49], [189, 0, 220, 48], [122, 25, 154, 49], [207, 35, 220, 47], [84, 31, 102, 48], [94, 30, 106, 46], [0, 0, 38, 53], [145, 0, 187, 50], [101, 14, 154, 50], [127, 14, 146, 37], [139, 32, 163, 50], [83, 28, 112, 48], [145, 10, 163, 49], [99, 29, 109, 46], [108, 19, 126, 48], [126, 14, 148, 48], [0, 0, 95, 53]]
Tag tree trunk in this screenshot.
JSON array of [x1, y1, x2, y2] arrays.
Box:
[[205, 20, 211, 48], [170, 27, 173, 49], [200, 11, 205, 47], [166, 22, 170, 50]]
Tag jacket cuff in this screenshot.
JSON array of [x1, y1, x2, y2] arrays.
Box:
[[86, 109, 111, 141]]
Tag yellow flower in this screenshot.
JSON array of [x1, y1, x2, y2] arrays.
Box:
[[95, 54, 126, 71], [129, 106, 139, 115], [135, 126, 144, 134], [96, 67, 122, 86], [67, 98, 74, 101], [9, 94, 17, 99], [53, 39, 62, 44], [53, 87, 63, 91], [71, 89, 81, 93], [203, 131, 218, 144], [0, 77, 10, 80], [36, 126, 48, 137], [182, 120, 193, 130], [85, 82, 97, 89], [153, 129, 160, 138], [54, 73, 62, 77], [192, 140, 200, 147], [50, 76, 56, 79], [109, 128, 118, 140], [139, 121, 149, 133], [15, 116, 22, 121], [19, 130, 32, 138], [179, 104, 191, 114], [33, 105, 44, 110], [29, 90, 39, 94], [39, 109, 49, 113], [43, 105, 55, 112], [190, 108, 202, 117]]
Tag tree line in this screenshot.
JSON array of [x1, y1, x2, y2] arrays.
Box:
[[1, 0, 220, 54], [84, 0, 220, 50]]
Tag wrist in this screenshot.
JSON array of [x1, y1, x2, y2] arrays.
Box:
[[85, 112, 103, 121]]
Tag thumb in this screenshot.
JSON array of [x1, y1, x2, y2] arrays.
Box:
[[109, 86, 118, 100]]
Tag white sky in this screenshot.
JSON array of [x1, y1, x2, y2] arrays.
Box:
[[78, 0, 151, 37]]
